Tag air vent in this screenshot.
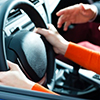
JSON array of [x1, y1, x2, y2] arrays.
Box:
[[8, 9, 22, 21], [29, 0, 39, 5]]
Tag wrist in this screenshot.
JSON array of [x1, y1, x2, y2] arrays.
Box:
[[89, 5, 98, 21], [24, 79, 36, 90], [59, 40, 69, 55]]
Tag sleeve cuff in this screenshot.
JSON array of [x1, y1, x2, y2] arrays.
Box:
[[31, 83, 58, 95]]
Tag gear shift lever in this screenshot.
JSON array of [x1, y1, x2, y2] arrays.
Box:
[[64, 62, 85, 90]]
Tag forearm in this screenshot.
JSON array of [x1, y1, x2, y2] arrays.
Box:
[[64, 42, 100, 75]]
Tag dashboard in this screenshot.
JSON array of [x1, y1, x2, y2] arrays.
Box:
[[3, 0, 48, 36], [3, 0, 61, 37]]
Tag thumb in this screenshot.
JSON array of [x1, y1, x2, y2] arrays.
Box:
[[7, 60, 19, 71], [56, 8, 65, 16]]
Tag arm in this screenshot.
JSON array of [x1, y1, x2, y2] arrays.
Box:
[[65, 42, 100, 75], [0, 60, 35, 89], [0, 60, 57, 95], [56, 3, 98, 31], [35, 24, 100, 75]]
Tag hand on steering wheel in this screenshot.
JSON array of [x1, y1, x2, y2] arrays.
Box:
[[0, 60, 35, 89]]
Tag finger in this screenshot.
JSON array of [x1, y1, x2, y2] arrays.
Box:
[[63, 22, 68, 31], [47, 24, 53, 29], [63, 21, 71, 31], [7, 60, 14, 66], [34, 28, 49, 37], [57, 15, 66, 28], [7, 60, 19, 71], [56, 9, 66, 16], [47, 24, 58, 32], [7, 60, 15, 69]]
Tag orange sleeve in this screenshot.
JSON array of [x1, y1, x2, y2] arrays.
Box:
[[31, 83, 58, 95], [64, 42, 100, 75]]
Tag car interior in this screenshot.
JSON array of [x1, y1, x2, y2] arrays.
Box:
[[0, 0, 100, 100]]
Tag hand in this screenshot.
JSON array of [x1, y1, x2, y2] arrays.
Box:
[[34, 24, 69, 55], [0, 60, 35, 89], [56, 3, 97, 31]]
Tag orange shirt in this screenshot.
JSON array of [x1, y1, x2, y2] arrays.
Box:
[[65, 42, 100, 75], [31, 83, 58, 95], [31, 42, 100, 94]]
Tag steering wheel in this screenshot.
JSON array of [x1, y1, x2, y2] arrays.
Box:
[[0, 0, 55, 90]]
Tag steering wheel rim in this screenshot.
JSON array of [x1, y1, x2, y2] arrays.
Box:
[[0, 0, 55, 90]]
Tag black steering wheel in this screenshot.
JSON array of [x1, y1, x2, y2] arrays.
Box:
[[0, 0, 55, 90]]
